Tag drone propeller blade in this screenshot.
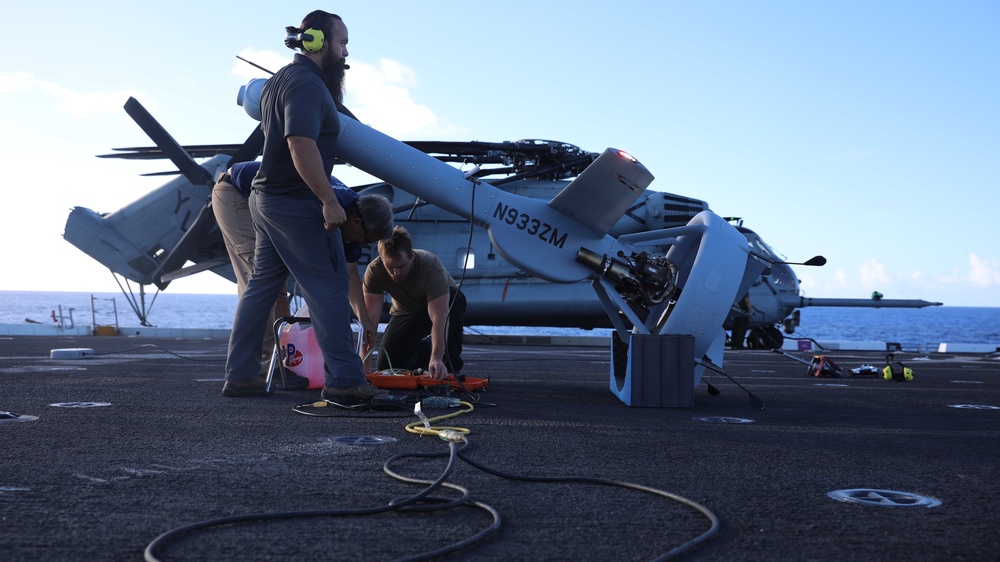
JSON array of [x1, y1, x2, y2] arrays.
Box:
[[700, 355, 765, 410], [123, 97, 214, 187], [705, 382, 721, 396]]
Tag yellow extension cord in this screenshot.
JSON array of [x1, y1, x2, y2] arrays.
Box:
[[405, 400, 475, 441]]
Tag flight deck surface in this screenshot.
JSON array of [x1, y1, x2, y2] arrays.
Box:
[[1, 335, 998, 561]]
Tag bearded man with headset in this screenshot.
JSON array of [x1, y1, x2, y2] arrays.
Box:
[[223, 10, 384, 406]]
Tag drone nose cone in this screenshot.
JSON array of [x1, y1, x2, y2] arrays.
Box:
[[237, 78, 267, 121]]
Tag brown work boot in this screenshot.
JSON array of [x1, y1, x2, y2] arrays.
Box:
[[320, 382, 385, 406], [221, 377, 268, 398]]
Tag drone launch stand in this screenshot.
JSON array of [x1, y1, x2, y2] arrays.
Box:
[[612, 333, 695, 408]]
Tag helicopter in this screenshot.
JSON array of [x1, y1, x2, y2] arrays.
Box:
[[64, 96, 939, 349], [64, 91, 772, 406], [724, 224, 940, 349], [68, 84, 953, 407]]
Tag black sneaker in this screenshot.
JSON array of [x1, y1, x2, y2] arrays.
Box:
[[222, 377, 268, 398], [320, 382, 386, 406]]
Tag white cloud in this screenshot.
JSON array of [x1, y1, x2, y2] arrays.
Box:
[[859, 258, 890, 287], [0, 71, 144, 118], [968, 253, 1000, 288], [0, 71, 33, 94], [374, 58, 414, 85], [223, 53, 460, 139], [797, 267, 849, 297], [345, 58, 461, 138]]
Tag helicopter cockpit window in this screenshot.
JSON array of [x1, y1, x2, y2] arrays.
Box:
[[741, 231, 780, 260], [769, 262, 797, 288], [740, 229, 796, 287]]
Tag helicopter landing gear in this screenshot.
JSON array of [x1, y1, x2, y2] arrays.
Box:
[[747, 326, 784, 350]]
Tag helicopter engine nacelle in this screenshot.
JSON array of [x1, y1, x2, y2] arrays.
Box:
[[576, 248, 679, 307]]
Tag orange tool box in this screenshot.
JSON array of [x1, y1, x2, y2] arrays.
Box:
[[365, 372, 489, 391]]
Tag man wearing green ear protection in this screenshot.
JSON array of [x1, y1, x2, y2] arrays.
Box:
[[224, 10, 384, 407]]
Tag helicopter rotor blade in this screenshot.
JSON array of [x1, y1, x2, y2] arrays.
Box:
[[123, 97, 214, 187]]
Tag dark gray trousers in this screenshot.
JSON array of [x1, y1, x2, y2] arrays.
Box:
[[225, 191, 364, 389]]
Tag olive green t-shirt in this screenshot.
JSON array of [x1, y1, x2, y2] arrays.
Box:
[[363, 250, 455, 315]]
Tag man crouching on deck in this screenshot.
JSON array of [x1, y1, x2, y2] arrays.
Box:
[[362, 226, 466, 379]]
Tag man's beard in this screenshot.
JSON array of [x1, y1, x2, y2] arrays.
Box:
[[322, 50, 347, 106]]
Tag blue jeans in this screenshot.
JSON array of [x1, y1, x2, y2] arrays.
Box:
[[225, 190, 364, 389]]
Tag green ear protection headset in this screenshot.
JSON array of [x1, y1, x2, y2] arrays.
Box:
[[284, 27, 325, 52], [301, 28, 325, 52]]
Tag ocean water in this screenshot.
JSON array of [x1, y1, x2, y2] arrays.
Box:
[[0, 291, 241, 331], [1, 290, 998, 349]]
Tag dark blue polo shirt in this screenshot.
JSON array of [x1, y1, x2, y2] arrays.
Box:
[[252, 53, 340, 198], [230, 161, 362, 263]]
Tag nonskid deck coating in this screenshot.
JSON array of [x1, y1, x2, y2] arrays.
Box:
[[1, 335, 998, 561]]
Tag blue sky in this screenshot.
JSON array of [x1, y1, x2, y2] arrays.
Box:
[[1, 1, 997, 306]]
